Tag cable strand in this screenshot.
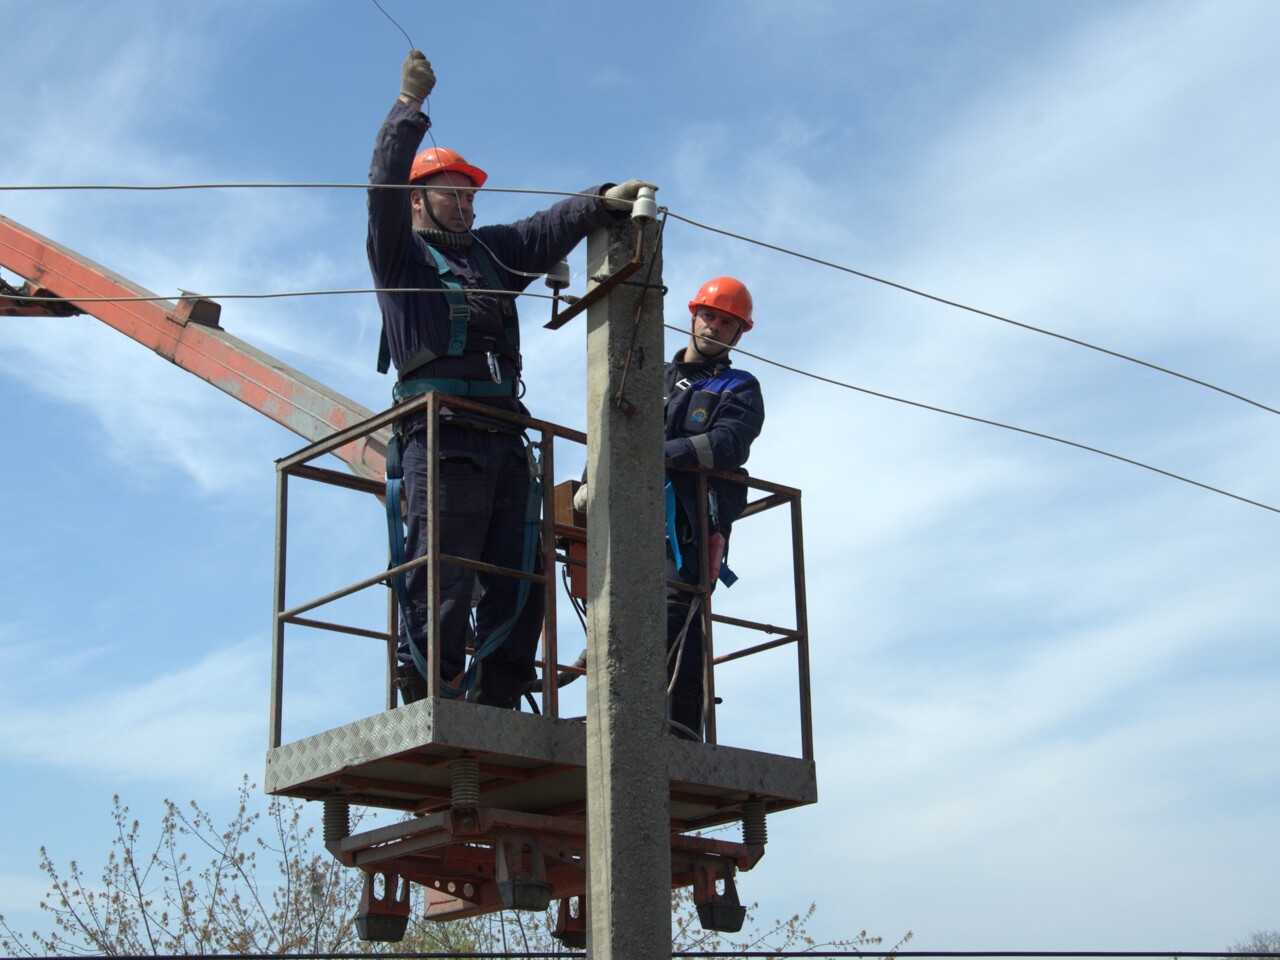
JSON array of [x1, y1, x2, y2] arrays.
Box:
[[665, 209, 1280, 417], [670, 323, 1280, 516]]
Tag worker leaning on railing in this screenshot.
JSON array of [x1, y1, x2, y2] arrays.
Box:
[[367, 48, 654, 708], [577, 278, 765, 738]]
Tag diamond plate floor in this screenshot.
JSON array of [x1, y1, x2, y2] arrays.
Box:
[[266, 697, 816, 830]]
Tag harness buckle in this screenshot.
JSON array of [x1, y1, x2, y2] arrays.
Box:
[[487, 351, 502, 384]]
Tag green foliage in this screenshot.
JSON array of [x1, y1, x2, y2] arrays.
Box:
[[1, 779, 896, 955]]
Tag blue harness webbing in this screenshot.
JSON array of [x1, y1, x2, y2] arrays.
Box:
[[386, 421, 542, 700], [665, 472, 737, 587], [377, 243, 519, 375]]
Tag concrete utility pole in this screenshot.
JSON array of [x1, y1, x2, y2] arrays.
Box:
[[584, 210, 669, 957]]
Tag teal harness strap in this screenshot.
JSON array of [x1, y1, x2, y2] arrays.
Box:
[[384, 431, 435, 687], [377, 243, 521, 375], [468, 244, 518, 335], [376, 250, 466, 374], [393, 378, 514, 401], [453, 439, 542, 696], [665, 477, 683, 570], [426, 246, 472, 357], [664, 471, 737, 586], [385, 411, 541, 702]]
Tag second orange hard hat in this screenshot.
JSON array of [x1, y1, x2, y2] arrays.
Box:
[[688, 276, 754, 331]]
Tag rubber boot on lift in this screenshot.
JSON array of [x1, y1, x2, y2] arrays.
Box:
[[668, 682, 703, 740], [474, 660, 525, 710]]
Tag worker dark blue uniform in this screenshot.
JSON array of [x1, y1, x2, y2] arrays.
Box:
[[663, 277, 765, 738], [367, 50, 653, 708]]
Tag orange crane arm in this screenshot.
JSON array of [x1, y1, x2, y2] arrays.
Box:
[[0, 214, 387, 481]]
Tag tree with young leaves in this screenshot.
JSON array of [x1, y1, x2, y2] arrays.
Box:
[[1226, 931, 1280, 957], [1, 779, 899, 955]]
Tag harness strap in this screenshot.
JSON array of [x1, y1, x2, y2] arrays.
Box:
[[384, 432, 435, 687], [385, 427, 542, 702], [397, 337, 520, 382], [394, 377, 515, 401], [452, 438, 542, 696], [469, 244, 518, 329], [376, 243, 521, 374], [665, 471, 737, 586]]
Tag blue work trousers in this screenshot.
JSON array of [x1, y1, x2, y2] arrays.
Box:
[[399, 422, 544, 687]]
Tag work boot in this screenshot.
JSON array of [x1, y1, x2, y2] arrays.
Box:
[[393, 665, 429, 706], [474, 661, 525, 710], [668, 683, 703, 740]]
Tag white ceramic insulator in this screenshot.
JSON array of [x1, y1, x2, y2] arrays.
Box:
[[545, 259, 571, 290], [631, 186, 658, 224]]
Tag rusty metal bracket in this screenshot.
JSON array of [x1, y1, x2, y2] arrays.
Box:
[[552, 895, 587, 949], [167, 290, 222, 328], [494, 832, 553, 911], [0, 278, 83, 317], [543, 221, 648, 330], [353, 868, 411, 942], [692, 859, 746, 933]]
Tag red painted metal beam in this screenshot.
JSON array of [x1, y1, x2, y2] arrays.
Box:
[[0, 213, 387, 481]]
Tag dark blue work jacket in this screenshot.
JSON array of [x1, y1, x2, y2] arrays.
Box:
[[664, 350, 765, 538], [367, 99, 618, 414]]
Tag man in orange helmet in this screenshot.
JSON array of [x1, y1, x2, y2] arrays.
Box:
[[368, 49, 653, 710], [662, 277, 765, 738]]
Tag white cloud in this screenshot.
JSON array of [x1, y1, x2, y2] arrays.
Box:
[[0, 640, 261, 790]]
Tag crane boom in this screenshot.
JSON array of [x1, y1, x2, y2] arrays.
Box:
[[0, 213, 387, 481]]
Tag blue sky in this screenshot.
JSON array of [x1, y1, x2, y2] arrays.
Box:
[[2, 0, 1278, 950]]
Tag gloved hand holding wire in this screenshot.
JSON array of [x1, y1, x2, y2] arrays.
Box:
[[603, 179, 658, 211], [400, 50, 436, 102]]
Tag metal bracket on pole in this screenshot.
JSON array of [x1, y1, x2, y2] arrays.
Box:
[[543, 221, 648, 330]]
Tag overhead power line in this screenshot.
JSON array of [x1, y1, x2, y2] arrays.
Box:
[[5, 181, 1273, 417], [6, 279, 1275, 514], [5, 183, 1275, 513], [672, 323, 1280, 517], [0, 287, 559, 304], [664, 209, 1280, 418], [0, 182, 598, 200]]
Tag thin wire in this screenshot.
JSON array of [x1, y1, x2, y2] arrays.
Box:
[[667, 323, 1280, 516], [370, 0, 414, 48], [0, 182, 602, 200], [2, 287, 560, 304], [6, 181, 1273, 417], [413, 101, 556, 284], [665, 209, 1280, 418], [11, 281, 1276, 513]]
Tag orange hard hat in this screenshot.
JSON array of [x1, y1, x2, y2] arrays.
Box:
[[688, 276, 753, 331], [410, 147, 488, 187]]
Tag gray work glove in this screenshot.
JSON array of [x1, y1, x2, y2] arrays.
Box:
[[400, 50, 436, 101], [603, 179, 658, 211], [573, 483, 589, 513]]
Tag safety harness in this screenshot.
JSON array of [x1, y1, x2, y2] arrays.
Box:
[[376, 243, 520, 392], [664, 359, 744, 587], [380, 240, 539, 700], [384, 430, 542, 700], [665, 477, 738, 587]]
